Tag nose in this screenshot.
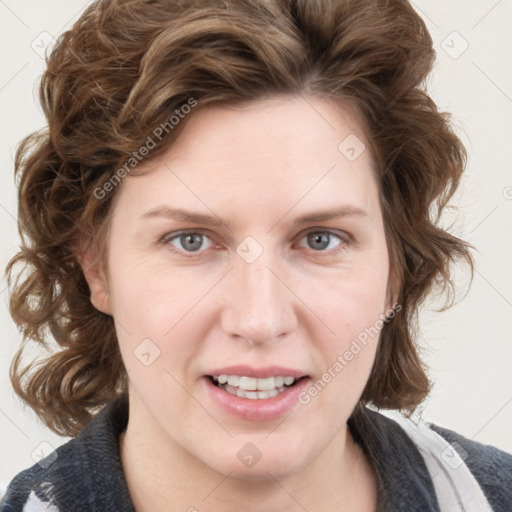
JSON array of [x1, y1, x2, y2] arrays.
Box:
[[220, 254, 297, 346]]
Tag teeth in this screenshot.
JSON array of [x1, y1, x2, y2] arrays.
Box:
[[239, 376, 258, 390], [274, 376, 285, 387], [214, 374, 298, 394], [226, 385, 283, 399], [227, 375, 240, 386], [255, 377, 275, 391], [261, 389, 279, 399]]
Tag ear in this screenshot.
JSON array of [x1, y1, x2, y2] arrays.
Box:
[[76, 242, 113, 315]]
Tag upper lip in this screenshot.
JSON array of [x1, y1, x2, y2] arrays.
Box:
[[206, 365, 309, 379]]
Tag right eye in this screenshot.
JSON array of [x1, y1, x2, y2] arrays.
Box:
[[161, 231, 215, 255]]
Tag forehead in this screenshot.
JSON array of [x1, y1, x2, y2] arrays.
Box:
[[116, 95, 380, 225], [167, 95, 373, 167]]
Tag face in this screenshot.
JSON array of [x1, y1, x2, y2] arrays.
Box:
[[88, 95, 394, 480]]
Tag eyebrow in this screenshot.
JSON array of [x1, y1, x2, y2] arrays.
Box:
[[141, 206, 225, 226], [292, 206, 368, 223], [140, 205, 369, 228]]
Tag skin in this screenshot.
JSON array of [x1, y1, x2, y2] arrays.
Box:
[[82, 95, 397, 511]]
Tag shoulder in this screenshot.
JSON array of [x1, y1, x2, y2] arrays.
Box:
[[1, 436, 86, 511], [1, 396, 133, 512], [429, 423, 512, 511], [349, 405, 512, 511]]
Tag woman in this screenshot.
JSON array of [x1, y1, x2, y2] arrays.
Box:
[[2, 0, 511, 511]]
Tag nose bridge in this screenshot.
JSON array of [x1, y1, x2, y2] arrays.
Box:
[[222, 252, 295, 344]]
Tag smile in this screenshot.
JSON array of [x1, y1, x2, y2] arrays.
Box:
[[211, 375, 298, 399], [203, 366, 310, 420]]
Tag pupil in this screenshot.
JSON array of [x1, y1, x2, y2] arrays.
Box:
[[182, 233, 202, 251], [308, 233, 329, 250]]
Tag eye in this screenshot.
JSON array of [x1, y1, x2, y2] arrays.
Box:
[[297, 231, 347, 253], [162, 231, 214, 253], [161, 229, 349, 257]]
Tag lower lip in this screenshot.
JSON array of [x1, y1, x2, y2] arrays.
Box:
[[203, 376, 311, 422]]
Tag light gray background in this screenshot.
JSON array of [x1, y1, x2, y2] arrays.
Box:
[[1, 0, 511, 491]]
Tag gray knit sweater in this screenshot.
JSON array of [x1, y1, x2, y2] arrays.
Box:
[[2, 396, 511, 511]]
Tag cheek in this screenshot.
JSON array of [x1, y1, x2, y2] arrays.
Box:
[[107, 252, 184, 330], [107, 255, 211, 380], [302, 291, 385, 417], [321, 263, 390, 332], [312, 262, 389, 381]]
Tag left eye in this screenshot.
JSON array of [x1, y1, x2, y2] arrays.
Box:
[[297, 231, 344, 252], [164, 232, 214, 253]]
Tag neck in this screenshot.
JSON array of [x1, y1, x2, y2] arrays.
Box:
[[119, 398, 377, 512]]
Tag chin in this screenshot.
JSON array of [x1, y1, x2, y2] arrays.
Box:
[[215, 461, 301, 483], [200, 443, 311, 482]]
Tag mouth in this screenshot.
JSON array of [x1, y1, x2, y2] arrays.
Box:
[[203, 365, 311, 420], [208, 374, 307, 400]]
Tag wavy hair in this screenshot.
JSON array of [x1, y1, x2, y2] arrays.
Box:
[[5, 0, 473, 436]]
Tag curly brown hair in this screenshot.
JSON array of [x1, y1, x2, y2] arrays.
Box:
[[5, 0, 473, 437]]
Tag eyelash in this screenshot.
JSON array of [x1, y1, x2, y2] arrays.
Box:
[[160, 229, 351, 258]]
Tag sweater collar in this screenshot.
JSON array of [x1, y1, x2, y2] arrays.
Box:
[[348, 403, 440, 511]]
